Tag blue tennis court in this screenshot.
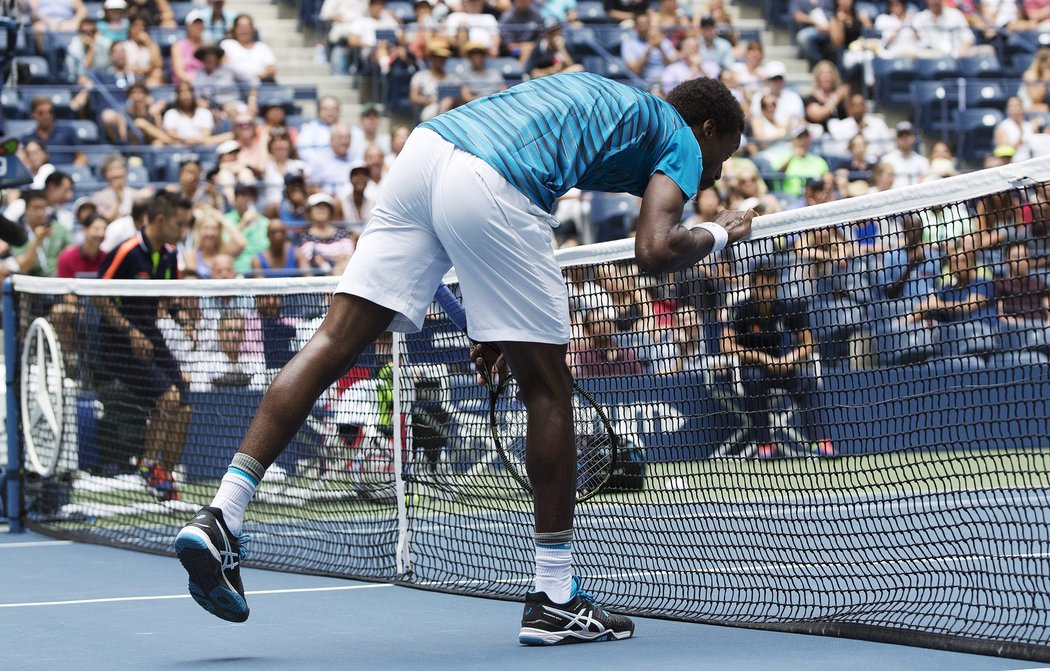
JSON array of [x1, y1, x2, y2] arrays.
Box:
[[0, 527, 1044, 671]]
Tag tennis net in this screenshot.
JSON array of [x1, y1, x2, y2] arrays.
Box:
[[6, 156, 1050, 662]]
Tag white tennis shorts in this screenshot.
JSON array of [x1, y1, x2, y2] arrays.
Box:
[[336, 128, 570, 344]]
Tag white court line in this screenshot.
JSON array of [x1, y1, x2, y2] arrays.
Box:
[[0, 540, 74, 549], [0, 583, 392, 609]]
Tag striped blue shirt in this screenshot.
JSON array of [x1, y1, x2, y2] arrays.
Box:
[[420, 72, 703, 213]]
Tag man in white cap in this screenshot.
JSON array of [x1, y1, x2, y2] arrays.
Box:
[[749, 61, 804, 129]]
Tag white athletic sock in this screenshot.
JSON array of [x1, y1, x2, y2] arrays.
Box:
[[209, 460, 261, 536], [534, 540, 573, 604]]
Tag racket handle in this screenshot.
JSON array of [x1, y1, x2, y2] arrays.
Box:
[[434, 283, 468, 333]]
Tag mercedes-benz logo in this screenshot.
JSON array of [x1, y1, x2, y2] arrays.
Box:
[[20, 317, 66, 477]]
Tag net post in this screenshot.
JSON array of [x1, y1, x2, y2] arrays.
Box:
[[3, 277, 22, 533], [391, 330, 411, 576]]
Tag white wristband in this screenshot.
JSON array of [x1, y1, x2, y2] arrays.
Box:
[[693, 221, 728, 254]]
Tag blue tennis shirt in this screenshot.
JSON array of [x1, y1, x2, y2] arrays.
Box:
[[420, 72, 703, 213]]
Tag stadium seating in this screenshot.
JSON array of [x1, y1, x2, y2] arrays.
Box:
[[954, 108, 1005, 165], [964, 81, 1010, 112], [871, 57, 917, 106], [915, 56, 962, 81], [959, 54, 1002, 79], [910, 80, 957, 136]]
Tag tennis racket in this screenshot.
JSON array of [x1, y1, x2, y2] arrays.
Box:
[[433, 284, 619, 502]]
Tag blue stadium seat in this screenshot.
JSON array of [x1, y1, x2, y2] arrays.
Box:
[[492, 57, 523, 84], [13, 56, 52, 84], [436, 81, 461, 102], [964, 81, 1010, 111], [126, 163, 150, 188], [446, 58, 469, 77], [57, 164, 95, 187], [386, 1, 415, 23], [915, 56, 961, 80], [84, 2, 103, 19], [954, 108, 1004, 165], [4, 119, 36, 139], [150, 28, 183, 57], [583, 56, 631, 81], [0, 89, 25, 118], [577, 0, 610, 23], [170, 1, 195, 24], [958, 54, 1001, 79], [62, 119, 100, 144], [0, 25, 32, 56], [910, 80, 956, 135], [257, 85, 299, 114], [871, 57, 917, 105], [22, 86, 76, 118], [588, 192, 639, 242]]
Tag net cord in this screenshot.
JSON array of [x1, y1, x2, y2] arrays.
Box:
[[392, 332, 410, 576]]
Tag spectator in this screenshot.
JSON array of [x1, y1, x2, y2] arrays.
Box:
[[255, 294, 300, 377], [500, 0, 545, 61], [604, 0, 648, 23], [99, 0, 131, 43], [405, 0, 442, 62], [1022, 48, 1050, 113], [221, 14, 278, 83], [664, 306, 707, 373], [540, 0, 581, 23], [226, 184, 271, 275], [792, 0, 832, 66], [252, 219, 311, 277], [22, 98, 85, 167], [826, 92, 893, 159], [1018, 0, 1050, 28], [526, 18, 583, 80], [230, 113, 269, 178], [748, 61, 805, 130], [456, 42, 508, 104], [352, 103, 392, 155], [322, 0, 368, 50], [264, 173, 309, 231], [183, 205, 247, 278], [343, 0, 402, 73], [774, 126, 831, 198], [731, 40, 767, 100], [161, 81, 224, 146], [750, 93, 792, 146], [825, 0, 869, 67], [880, 122, 930, 189], [57, 214, 108, 278], [362, 145, 387, 199], [187, 311, 266, 392], [995, 96, 1042, 161], [311, 124, 356, 193], [724, 162, 781, 214], [90, 41, 139, 94], [126, 0, 176, 28], [258, 101, 298, 147], [29, 0, 87, 52], [785, 174, 833, 209], [410, 41, 458, 121], [100, 189, 152, 253], [171, 9, 208, 85], [869, 211, 940, 307], [201, 0, 237, 42], [193, 44, 260, 118], [387, 125, 410, 167], [337, 161, 377, 226], [660, 36, 717, 97], [122, 15, 165, 86], [93, 154, 140, 222], [212, 140, 258, 204], [623, 14, 678, 85], [65, 18, 113, 83], [102, 80, 175, 145], [19, 140, 56, 189], [3, 170, 74, 235], [446, 0, 502, 56], [571, 307, 644, 378], [261, 128, 310, 209], [803, 60, 849, 133], [874, 0, 921, 57], [996, 242, 1050, 326], [299, 193, 357, 274], [298, 96, 342, 162], [729, 262, 831, 458], [686, 187, 725, 225], [927, 140, 958, 169], [698, 15, 733, 73], [174, 158, 229, 211], [912, 0, 976, 58], [3, 190, 72, 277]]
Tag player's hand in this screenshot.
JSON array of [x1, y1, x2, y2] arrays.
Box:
[[712, 208, 755, 244], [470, 341, 507, 386], [129, 327, 154, 360]]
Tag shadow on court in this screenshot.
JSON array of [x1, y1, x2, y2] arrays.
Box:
[[0, 530, 1041, 671]]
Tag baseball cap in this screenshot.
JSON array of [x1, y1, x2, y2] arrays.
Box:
[[464, 41, 488, 55], [789, 125, 812, 139], [306, 192, 335, 209], [426, 40, 453, 58], [764, 61, 786, 79], [216, 139, 241, 156], [895, 121, 916, 135], [348, 160, 369, 176], [361, 102, 384, 116], [103, 0, 127, 9], [185, 9, 207, 25]]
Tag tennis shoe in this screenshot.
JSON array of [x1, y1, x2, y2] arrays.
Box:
[[519, 576, 634, 645], [175, 506, 252, 622]]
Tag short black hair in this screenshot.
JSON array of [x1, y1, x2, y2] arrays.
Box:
[[44, 171, 71, 189], [147, 190, 190, 220], [666, 78, 744, 136], [22, 189, 48, 206]]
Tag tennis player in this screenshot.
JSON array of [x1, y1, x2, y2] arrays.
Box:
[[177, 72, 753, 643]]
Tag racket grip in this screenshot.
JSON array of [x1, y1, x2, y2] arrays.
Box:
[[434, 283, 468, 333]]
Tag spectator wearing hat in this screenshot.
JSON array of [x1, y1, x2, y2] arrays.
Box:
[[748, 61, 805, 130], [202, 0, 237, 42], [336, 161, 377, 227], [162, 81, 228, 146], [213, 140, 259, 204], [311, 124, 357, 194], [880, 122, 929, 189], [774, 126, 831, 198], [225, 183, 271, 275], [221, 14, 278, 83], [298, 96, 342, 163], [446, 0, 502, 57], [500, 0, 545, 61], [193, 43, 260, 118], [351, 103, 392, 156], [99, 0, 130, 43], [261, 128, 309, 208], [698, 15, 734, 73], [300, 193, 357, 275], [65, 18, 113, 84], [258, 100, 298, 147], [623, 14, 678, 85], [526, 18, 583, 79], [171, 10, 209, 84], [410, 41, 458, 121], [455, 42, 507, 104]]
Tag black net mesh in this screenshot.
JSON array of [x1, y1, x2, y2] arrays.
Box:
[[10, 177, 1050, 661]]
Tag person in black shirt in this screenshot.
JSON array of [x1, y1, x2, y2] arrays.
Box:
[[728, 261, 833, 457], [96, 191, 193, 499]]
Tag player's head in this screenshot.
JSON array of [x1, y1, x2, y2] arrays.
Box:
[[146, 190, 191, 245], [666, 78, 744, 192]]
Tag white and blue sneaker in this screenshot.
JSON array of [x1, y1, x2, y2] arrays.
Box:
[[519, 577, 635, 645], [175, 506, 252, 623]]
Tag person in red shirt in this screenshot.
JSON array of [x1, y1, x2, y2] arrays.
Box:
[[56, 215, 108, 278]]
